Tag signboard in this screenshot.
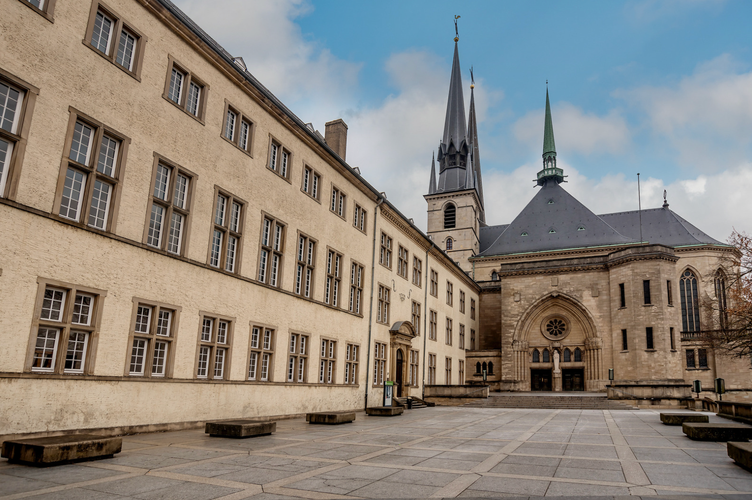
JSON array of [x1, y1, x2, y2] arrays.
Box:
[[383, 381, 394, 407]]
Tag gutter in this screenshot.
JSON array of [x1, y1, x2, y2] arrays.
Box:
[[364, 197, 384, 410], [421, 240, 435, 400]]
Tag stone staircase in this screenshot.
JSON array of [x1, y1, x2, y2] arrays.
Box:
[[393, 397, 430, 409], [463, 393, 638, 410]]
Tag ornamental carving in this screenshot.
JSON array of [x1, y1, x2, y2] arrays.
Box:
[[540, 316, 570, 341]]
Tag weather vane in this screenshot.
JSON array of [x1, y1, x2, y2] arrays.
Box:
[[454, 15, 460, 42]]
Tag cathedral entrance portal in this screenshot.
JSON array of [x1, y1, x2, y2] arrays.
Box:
[[531, 369, 552, 391], [562, 368, 584, 391]]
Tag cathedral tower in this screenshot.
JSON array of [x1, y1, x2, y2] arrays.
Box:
[[425, 35, 485, 272]]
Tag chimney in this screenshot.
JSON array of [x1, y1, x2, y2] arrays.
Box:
[[325, 119, 348, 160]]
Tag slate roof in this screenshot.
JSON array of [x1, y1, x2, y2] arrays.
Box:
[[441, 42, 467, 150], [477, 182, 727, 258]]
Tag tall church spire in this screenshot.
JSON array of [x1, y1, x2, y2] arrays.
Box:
[[428, 153, 437, 194], [537, 85, 565, 186], [441, 41, 467, 150], [467, 68, 485, 223]]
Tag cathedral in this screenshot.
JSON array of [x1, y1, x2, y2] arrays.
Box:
[[425, 38, 750, 402]]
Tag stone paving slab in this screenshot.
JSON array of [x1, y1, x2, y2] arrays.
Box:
[[2, 407, 750, 499]]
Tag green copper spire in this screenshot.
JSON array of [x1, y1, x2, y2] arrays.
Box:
[[536, 84, 565, 186]]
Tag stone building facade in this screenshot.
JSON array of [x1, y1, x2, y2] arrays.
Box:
[[0, 0, 479, 438]]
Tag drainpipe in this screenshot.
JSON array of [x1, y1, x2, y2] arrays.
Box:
[[364, 196, 384, 410], [421, 240, 435, 400]]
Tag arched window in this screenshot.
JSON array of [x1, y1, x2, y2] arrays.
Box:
[[563, 348, 571, 362], [542, 349, 550, 363], [444, 204, 456, 229], [574, 348, 582, 362], [680, 269, 701, 332], [446, 238, 453, 251], [488, 362, 494, 374], [476, 362, 481, 374], [715, 270, 728, 330], [532, 349, 540, 363]]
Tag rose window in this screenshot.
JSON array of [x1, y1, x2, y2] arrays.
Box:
[[546, 318, 566, 338]]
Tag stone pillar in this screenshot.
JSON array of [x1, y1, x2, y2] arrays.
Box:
[[585, 337, 603, 391], [512, 340, 528, 385]]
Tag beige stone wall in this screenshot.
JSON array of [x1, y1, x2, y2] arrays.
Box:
[[425, 191, 480, 273]]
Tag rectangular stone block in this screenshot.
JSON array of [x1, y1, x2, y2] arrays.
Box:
[[1, 434, 122, 466], [366, 406, 403, 416], [660, 413, 709, 425], [205, 420, 276, 438], [728, 442, 752, 471], [682, 422, 752, 441], [306, 412, 356, 424]]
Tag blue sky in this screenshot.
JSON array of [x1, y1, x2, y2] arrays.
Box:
[[175, 0, 752, 241]]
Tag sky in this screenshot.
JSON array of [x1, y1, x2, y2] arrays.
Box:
[[173, 0, 752, 242]]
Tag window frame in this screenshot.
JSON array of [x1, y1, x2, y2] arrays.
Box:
[[428, 353, 436, 385], [0, 68, 39, 201], [643, 280, 652, 305], [301, 164, 321, 202], [349, 260, 365, 316], [267, 135, 292, 182], [221, 99, 254, 156], [195, 312, 234, 381], [353, 203, 367, 233], [329, 183, 347, 219], [294, 232, 317, 299], [412, 256, 422, 287], [247, 323, 276, 382], [621, 329, 628, 351], [373, 341, 386, 387], [445, 357, 452, 384], [257, 213, 286, 288], [471, 298, 476, 320], [207, 186, 246, 275], [446, 280, 454, 306], [379, 231, 392, 269], [430, 269, 438, 297], [52, 107, 130, 233], [411, 300, 421, 336], [318, 338, 337, 384], [25, 278, 106, 375], [459, 290, 465, 314], [287, 332, 309, 383], [125, 298, 180, 378], [445, 317, 453, 346], [17, 0, 57, 21], [397, 245, 409, 280], [324, 247, 343, 308], [408, 349, 419, 387], [83, 1, 147, 80], [344, 343, 359, 385], [429, 309, 437, 341], [377, 283, 390, 325], [459, 359, 465, 385], [459, 323, 465, 349], [142, 153, 196, 256], [645, 326, 654, 350], [162, 55, 209, 123], [619, 283, 626, 308]]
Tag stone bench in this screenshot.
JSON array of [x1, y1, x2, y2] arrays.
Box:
[[205, 420, 276, 438], [682, 422, 752, 441], [728, 442, 752, 471], [366, 406, 403, 417], [1, 434, 122, 466], [660, 413, 709, 425], [306, 412, 356, 425]]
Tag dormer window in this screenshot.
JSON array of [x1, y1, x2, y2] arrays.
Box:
[[549, 229, 556, 234], [521, 232, 528, 237], [577, 226, 585, 231], [547, 199, 554, 205]]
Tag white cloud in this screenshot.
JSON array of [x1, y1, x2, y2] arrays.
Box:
[[512, 104, 631, 157]]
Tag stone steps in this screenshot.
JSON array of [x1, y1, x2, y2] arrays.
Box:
[[393, 397, 429, 409], [463, 395, 638, 411]]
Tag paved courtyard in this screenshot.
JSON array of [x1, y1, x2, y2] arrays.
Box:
[[2, 407, 752, 499]]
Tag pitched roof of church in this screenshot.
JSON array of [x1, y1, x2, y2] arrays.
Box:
[[599, 208, 724, 247]]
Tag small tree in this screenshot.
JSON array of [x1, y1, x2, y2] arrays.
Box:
[[702, 230, 752, 357]]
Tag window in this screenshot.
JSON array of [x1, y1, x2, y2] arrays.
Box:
[[353, 203, 367, 232], [715, 270, 728, 329], [377, 284, 390, 324], [373, 342, 386, 386], [459, 324, 465, 349], [670, 327, 676, 350], [619, 283, 626, 308], [428, 353, 436, 385], [397, 245, 408, 279], [532, 349, 540, 363], [295, 233, 316, 298], [412, 257, 422, 287], [680, 269, 700, 332], [430, 269, 438, 297], [446, 238, 453, 251], [54, 110, 129, 232], [319, 339, 337, 384], [445, 357, 452, 384], [408, 350, 419, 387], [0, 70, 37, 200], [698, 348, 708, 368], [429, 310, 437, 341], [258, 215, 285, 287], [268, 139, 291, 180], [248, 325, 274, 381], [209, 189, 245, 273], [444, 204, 456, 229], [471, 298, 476, 320], [196, 314, 232, 380], [84, 2, 146, 78], [646, 327, 654, 349], [221, 101, 254, 155], [345, 343, 359, 385], [470, 329, 476, 350], [686, 349, 696, 368], [621, 329, 628, 351], [302, 166, 321, 201], [128, 300, 178, 377], [349, 261, 364, 315], [459, 360, 465, 385], [28, 281, 104, 375], [446, 281, 453, 306], [563, 348, 571, 362], [379, 232, 392, 268], [330, 186, 347, 218], [163, 56, 207, 121], [144, 156, 193, 255], [573, 348, 581, 363], [542, 348, 550, 363], [19, 0, 57, 20], [287, 333, 308, 383], [325, 249, 343, 307], [667, 280, 673, 306], [411, 300, 421, 336], [445, 317, 453, 345], [643, 280, 651, 305], [459, 291, 465, 314]]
